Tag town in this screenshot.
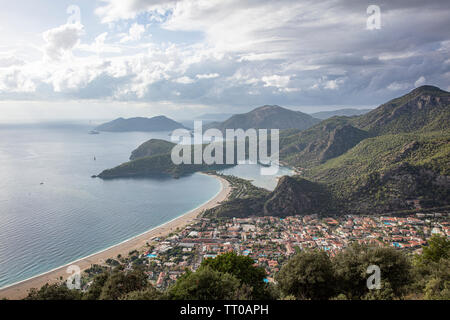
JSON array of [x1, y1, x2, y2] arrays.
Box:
[[83, 211, 449, 290]]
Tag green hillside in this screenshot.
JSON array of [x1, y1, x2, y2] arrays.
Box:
[[354, 85, 450, 134], [279, 117, 370, 168], [130, 139, 176, 160], [305, 131, 450, 213]]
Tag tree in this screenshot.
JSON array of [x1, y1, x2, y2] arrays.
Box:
[[200, 252, 268, 299], [122, 286, 162, 300], [417, 234, 450, 264], [423, 257, 450, 300], [166, 267, 246, 300], [25, 283, 83, 300], [413, 235, 450, 299], [333, 244, 412, 299], [84, 273, 109, 300], [333, 244, 368, 299], [276, 250, 336, 300], [99, 269, 149, 300]]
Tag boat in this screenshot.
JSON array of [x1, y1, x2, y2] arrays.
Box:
[[88, 130, 100, 135]]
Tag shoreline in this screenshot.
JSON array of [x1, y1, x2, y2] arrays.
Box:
[[0, 173, 231, 300]]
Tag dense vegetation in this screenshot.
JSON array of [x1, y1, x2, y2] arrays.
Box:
[[304, 131, 450, 213], [279, 117, 370, 169], [129, 139, 176, 160], [23, 235, 450, 300], [354, 85, 450, 135], [98, 144, 234, 179]]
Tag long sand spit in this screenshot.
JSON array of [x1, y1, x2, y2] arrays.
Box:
[[0, 174, 231, 300]]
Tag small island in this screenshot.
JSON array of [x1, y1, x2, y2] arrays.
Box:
[[95, 116, 188, 132]]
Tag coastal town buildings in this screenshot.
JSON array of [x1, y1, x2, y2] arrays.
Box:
[[128, 212, 449, 289]]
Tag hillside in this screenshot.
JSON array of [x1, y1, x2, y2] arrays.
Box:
[[209, 86, 450, 218], [354, 85, 450, 134], [96, 116, 187, 132], [97, 85, 450, 217], [305, 131, 450, 213], [279, 117, 370, 168], [263, 176, 335, 216], [98, 141, 234, 179], [130, 139, 175, 160], [310, 108, 372, 119], [205, 105, 320, 131], [98, 153, 224, 179]]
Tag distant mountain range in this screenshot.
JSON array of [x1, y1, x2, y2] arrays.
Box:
[[310, 108, 372, 119], [95, 116, 187, 132], [98, 85, 450, 217], [205, 105, 320, 131]]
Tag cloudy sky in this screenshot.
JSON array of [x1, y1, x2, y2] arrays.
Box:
[[0, 0, 449, 122]]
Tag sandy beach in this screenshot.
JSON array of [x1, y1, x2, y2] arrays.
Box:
[[0, 174, 231, 300]]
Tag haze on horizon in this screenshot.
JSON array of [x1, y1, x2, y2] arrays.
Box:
[[0, 0, 449, 122]]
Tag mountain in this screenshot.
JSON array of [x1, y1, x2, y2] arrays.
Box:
[[98, 140, 234, 179], [354, 85, 450, 134], [305, 131, 450, 213], [279, 117, 370, 168], [215, 86, 450, 217], [310, 108, 372, 119], [205, 105, 320, 131], [263, 176, 335, 216], [97, 153, 211, 179], [95, 116, 187, 132], [97, 85, 450, 217], [130, 139, 175, 161]]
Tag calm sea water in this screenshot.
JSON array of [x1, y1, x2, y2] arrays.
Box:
[[0, 124, 223, 288], [0, 123, 291, 288]]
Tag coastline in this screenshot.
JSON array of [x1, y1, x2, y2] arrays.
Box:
[[0, 173, 231, 300]]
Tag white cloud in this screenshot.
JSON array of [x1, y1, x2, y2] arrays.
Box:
[[414, 76, 426, 87], [78, 32, 122, 54], [324, 80, 338, 90], [43, 23, 85, 60], [0, 68, 36, 93], [0, 56, 25, 68], [120, 23, 146, 43], [1, 0, 449, 113], [280, 87, 301, 93], [261, 75, 291, 88], [95, 0, 175, 23], [173, 76, 196, 84], [387, 81, 410, 91], [196, 73, 219, 79]]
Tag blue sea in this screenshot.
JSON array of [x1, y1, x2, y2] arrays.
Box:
[[0, 122, 290, 289]]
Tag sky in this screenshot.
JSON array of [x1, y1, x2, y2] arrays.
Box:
[[0, 0, 449, 122]]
